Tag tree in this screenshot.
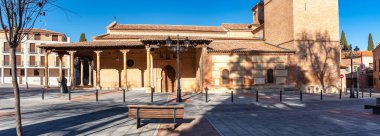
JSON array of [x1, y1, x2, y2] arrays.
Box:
[[0, 0, 53, 135], [79, 32, 87, 42], [340, 31, 348, 50], [368, 33, 374, 51]]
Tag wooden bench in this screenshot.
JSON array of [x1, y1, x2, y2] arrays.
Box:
[[128, 105, 185, 128], [364, 98, 380, 115]]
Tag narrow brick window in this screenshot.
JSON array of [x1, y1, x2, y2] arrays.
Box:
[[221, 69, 230, 85], [3, 55, 9, 65], [3, 42, 9, 52], [30, 43, 36, 53], [34, 33, 41, 40], [30, 56, 36, 66], [52, 35, 58, 41], [40, 56, 45, 66], [16, 55, 22, 66]]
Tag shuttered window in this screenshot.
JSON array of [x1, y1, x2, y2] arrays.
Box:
[[40, 56, 45, 66], [30, 43, 36, 53], [34, 33, 41, 40], [16, 55, 22, 66], [52, 35, 58, 41], [30, 56, 36, 66], [3, 55, 9, 65], [16, 45, 21, 53], [3, 42, 9, 52]]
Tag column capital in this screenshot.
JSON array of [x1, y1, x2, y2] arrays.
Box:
[[94, 50, 103, 55], [68, 51, 76, 56], [121, 49, 130, 54], [145, 46, 151, 52]]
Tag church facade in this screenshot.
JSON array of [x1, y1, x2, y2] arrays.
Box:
[[38, 0, 341, 93]]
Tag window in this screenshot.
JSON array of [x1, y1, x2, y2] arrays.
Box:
[[127, 59, 134, 67], [221, 69, 230, 85], [52, 35, 58, 41], [34, 33, 41, 40], [16, 55, 22, 66], [33, 69, 39, 76], [30, 56, 36, 66], [40, 56, 45, 66], [29, 43, 36, 53], [3, 55, 9, 65], [20, 69, 25, 76], [16, 45, 21, 53], [267, 69, 274, 83], [3, 42, 9, 52]]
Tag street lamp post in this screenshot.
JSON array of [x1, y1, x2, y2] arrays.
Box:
[[166, 35, 191, 102], [343, 45, 360, 98]]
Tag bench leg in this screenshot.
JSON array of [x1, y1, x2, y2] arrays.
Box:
[[137, 118, 141, 129]]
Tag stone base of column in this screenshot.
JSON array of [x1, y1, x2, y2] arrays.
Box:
[[146, 87, 154, 93]]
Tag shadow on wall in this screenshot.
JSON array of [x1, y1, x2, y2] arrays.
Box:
[[296, 30, 340, 93]]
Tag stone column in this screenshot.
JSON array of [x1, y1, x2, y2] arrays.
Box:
[[68, 51, 76, 89], [58, 54, 63, 81], [146, 47, 151, 89], [89, 60, 93, 86], [44, 50, 49, 88], [80, 59, 84, 86], [201, 46, 207, 92], [95, 51, 102, 89], [121, 50, 130, 88]]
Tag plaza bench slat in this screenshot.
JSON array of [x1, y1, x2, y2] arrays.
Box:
[[128, 105, 185, 128]]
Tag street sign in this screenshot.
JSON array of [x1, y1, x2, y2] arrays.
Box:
[[339, 74, 344, 78]]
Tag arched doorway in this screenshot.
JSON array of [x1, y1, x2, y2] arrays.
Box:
[[267, 69, 274, 84], [161, 65, 176, 92]]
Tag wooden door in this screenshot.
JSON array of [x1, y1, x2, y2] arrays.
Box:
[[161, 65, 176, 93]]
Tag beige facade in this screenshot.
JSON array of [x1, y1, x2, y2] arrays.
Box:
[[0, 29, 71, 86], [38, 0, 341, 93]]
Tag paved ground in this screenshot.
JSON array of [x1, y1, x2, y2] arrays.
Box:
[[0, 85, 379, 136]]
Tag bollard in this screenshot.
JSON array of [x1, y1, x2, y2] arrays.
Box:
[[231, 91, 234, 103], [26, 82, 29, 89], [356, 89, 359, 99], [339, 89, 342, 100], [42, 88, 45, 100], [280, 90, 282, 102], [69, 89, 71, 101], [256, 90, 259, 102], [123, 89, 126, 103], [370, 89, 372, 98], [205, 89, 208, 103], [320, 90, 323, 101], [96, 89, 99, 102], [300, 90, 303, 102]]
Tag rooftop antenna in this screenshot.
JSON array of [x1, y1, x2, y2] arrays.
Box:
[[114, 16, 117, 23]]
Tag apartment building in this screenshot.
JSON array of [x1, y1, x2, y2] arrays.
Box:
[[0, 29, 71, 86]]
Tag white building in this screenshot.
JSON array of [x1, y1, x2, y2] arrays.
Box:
[[0, 29, 71, 86]]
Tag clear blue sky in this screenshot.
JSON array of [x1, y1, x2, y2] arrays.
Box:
[[38, 0, 380, 50]]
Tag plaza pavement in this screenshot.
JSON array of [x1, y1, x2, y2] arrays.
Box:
[[0, 84, 379, 136]]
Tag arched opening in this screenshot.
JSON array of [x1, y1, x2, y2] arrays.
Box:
[[221, 69, 230, 86], [161, 65, 176, 92], [267, 69, 274, 84]]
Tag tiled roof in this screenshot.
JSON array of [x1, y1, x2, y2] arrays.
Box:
[[221, 24, 252, 30], [0, 28, 64, 35], [94, 34, 260, 41], [208, 41, 294, 53], [109, 24, 226, 32], [37, 41, 143, 49], [360, 51, 373, 57]]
